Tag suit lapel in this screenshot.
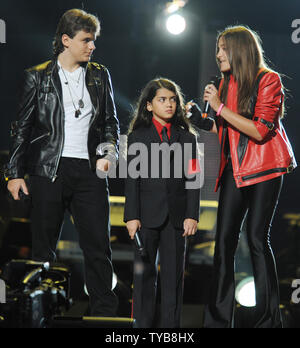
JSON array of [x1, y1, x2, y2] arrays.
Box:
[[170, 124, 180, 144], [149, 123, 163, 144]]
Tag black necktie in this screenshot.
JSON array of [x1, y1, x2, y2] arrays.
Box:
[[161, 127, 170, 143]]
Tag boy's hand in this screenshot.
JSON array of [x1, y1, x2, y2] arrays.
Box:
[[96, 158, 111, 172], [183, 218, 198, 237], [126, 220, 142, 240], [7, 178, 29, 201]]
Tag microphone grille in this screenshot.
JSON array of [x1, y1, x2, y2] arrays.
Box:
[[210, 75, 219, 86]]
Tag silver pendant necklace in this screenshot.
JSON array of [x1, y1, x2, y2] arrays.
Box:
[[61, 66, 85, 118]]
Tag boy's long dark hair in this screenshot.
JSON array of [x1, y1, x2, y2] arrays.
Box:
[[53, 9, 100, 57], [128, 78, 193, 134]]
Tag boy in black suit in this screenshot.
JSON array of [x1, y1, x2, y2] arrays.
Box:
[[124, 78, 201, 328]]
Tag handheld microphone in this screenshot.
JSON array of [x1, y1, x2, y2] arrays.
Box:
[[202, 76, 219, 118], [134, 230, 147, 259]]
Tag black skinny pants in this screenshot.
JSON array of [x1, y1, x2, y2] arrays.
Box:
[[29, 157, 118, 316], [204, 162, 283, 328]]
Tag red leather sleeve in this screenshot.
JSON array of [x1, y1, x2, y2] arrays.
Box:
[[253, 72, 284, 140]]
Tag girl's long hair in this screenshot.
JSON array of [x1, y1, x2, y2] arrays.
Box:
[[128, 78, 194, 134], [217, 25, 284, 118]]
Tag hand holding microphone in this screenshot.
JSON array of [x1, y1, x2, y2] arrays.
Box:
[[134, 230, 148, 259], [126, 219, 148, 259], [203, 76, 222, 117], [185, 76, 220, 131]]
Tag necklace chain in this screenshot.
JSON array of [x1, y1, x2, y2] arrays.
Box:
[[61, 66, 85, 118], [66, 68, 83, 87]]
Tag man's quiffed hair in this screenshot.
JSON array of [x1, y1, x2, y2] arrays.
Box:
[[53, 9, 101, 56]]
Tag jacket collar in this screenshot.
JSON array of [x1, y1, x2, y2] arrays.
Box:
[[149, 123, 180, 144]]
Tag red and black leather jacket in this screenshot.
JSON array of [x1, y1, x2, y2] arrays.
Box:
[[215, 70, 296, 190]]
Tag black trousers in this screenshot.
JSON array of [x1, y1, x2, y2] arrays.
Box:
[[204, 162, 283, 328], [29, 157, 118, 316], [132, 217, 186, 328]]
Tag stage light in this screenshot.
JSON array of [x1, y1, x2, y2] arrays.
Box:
[[166, 14, 186, 35], [235, 276, 256, 307]]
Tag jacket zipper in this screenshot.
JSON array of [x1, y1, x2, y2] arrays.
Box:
[[241, 167, 288, 182], [220, 123, 228, 165], [8, 132, 50, 169], [87, 112, 97, 170], [86, 74, 99, 169], [30, 132, 50, 144], [51, 74, 65, 183]]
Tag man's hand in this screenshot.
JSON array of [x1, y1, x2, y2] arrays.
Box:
[[96, 158, 111, 173], [183, 218, 198, 237], [126, 219, 142, 240], [7, 178, 29, 201]]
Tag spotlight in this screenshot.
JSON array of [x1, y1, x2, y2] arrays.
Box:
[[235, 276, 256, 307], [166, 14, 186, 35]]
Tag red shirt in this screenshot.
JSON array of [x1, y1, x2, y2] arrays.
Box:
[[152, 117, 200, 175], [152, 117, 171, 141]]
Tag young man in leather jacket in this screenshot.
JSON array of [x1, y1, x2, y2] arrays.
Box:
[[4, 9, 120, 316]]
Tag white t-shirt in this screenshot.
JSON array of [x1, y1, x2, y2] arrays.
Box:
[[58, 61, 93, 159]]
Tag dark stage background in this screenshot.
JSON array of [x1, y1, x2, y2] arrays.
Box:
[[0, 0, 300, 327]]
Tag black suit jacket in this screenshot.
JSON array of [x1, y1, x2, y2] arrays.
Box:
[[124, 124, 201, 229]]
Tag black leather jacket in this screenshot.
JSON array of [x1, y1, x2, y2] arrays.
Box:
[[5, 60, 119, 182]]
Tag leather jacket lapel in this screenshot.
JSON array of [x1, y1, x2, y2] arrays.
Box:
[[236, 70, 268, 167], [49, 60, 63, 104], [86, 63, 99, 114]]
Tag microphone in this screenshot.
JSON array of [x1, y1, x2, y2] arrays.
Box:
[[134, 230, 147, 259], [202, 76, 219, 118]]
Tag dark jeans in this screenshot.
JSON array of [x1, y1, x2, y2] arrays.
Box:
[[29, 157, 118, 316], [204, 162, 283, 328], [132, 217, 186, 328]]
